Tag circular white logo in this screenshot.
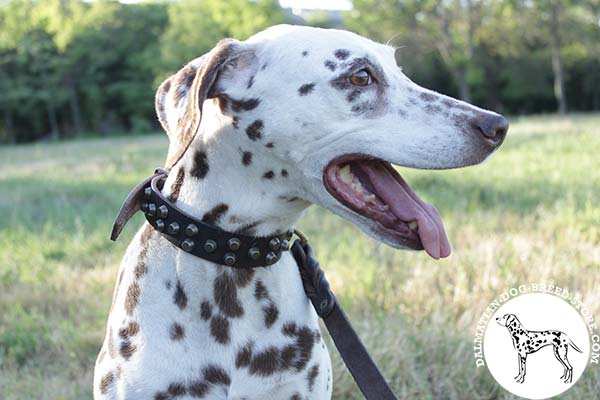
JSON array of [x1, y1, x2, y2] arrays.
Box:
[[483, 293, 590, 399]]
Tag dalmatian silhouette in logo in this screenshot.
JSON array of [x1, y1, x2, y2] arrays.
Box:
[[496, 313, 583, 384]]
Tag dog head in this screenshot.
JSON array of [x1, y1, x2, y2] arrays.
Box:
[[496, 314, 520, 328], [155, 25, 508, 258]]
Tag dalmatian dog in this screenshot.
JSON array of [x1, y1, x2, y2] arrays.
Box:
[[496, 314, 583, 384], [94, 25, 508, 399]]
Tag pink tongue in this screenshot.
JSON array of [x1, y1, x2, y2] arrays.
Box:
[[360, 162, 451, 259]]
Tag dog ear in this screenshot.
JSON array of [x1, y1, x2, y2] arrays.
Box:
[[155, 39, 245, 170]]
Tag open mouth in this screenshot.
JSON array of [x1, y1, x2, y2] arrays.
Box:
[[323, 154, 451, 259]]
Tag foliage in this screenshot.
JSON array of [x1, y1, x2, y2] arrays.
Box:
[[0, 0, 599, 141], [160, 0, 284, 73], [0, 0, 170, 142], [347, 0, 600, 113]]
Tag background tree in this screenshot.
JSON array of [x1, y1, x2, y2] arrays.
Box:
[[0, 0, 599, 144], [160, 0, 284, 74]]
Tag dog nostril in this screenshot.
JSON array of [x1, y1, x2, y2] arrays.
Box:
[[472, 114, 509, 145]]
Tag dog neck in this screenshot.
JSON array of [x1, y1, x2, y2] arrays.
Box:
[[161, 108, 310, 239]]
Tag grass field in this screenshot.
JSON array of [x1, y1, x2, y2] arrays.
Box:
[[1, 114, 599, 399]]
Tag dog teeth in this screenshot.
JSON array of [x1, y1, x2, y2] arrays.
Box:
[[351, 180, 364, 193], [339, 165, 354, 184], [408, 221, 418, 230], [364, 193, 376, 202], [339, 164, 369, 194]]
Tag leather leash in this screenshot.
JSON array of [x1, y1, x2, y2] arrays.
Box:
[[291, 237, 398, 400], [111, 169, 398, 400]]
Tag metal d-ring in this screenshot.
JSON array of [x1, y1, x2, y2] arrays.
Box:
[[293, 229, 309, 246]]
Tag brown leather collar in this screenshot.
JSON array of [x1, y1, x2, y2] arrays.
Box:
[[111, 169, 292, 268]]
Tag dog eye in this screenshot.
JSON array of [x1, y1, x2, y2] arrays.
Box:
[[349, 69, 372, 86]]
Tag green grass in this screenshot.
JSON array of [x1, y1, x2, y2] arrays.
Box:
[[1, 114, 599, 399]]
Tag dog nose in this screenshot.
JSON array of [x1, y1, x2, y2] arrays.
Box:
[[471, 113, 509, 146]]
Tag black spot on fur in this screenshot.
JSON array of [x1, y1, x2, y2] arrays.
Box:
[[170, 323, 185, 341], [232, 116, 239, 129], [173, 65, 197, 107], [235, 322, 317, 377], [99, 371, 114, 394], [186, 365, 231, 397], [174, 280, 188, 310], [119, 339, 136, 360], [125, 282, 141, 316], [181, 66, 196, 88], [210, 315, 230, 344], [263, 170, 275, 179], [282, 322, 298, 337], [118, 321, 139, 339], [231, 97, 260, 112], [351, 102, 377, 114], [203, 365, 231, 386], [200, 301, 213, 321], [307, 364, 320, 391], [213, 272, 243, 318], [263, 303, 279, 328], [202, 203, 229, 225], [425, 104, 443, 113], [134, 263, 147, 281], [191, 150, 209, 179], [281, 169, 288, 177], [236, 342, 253, 368], [324, 60, 337, 71], [167, 167, 185, 202], [441, 98, 471, 111], [232, 269, 255, 287], [280, 323, 316, 371], [298, 83, 315, 96], [419, 92, 437, 102], [249, 346, 279, 376], [452, 113, 469, 126], [217, 96, 229, 112], [265, 142, 274, 148], [246, 120, 264, 141], [154, 392, 168, 400], [188, 381, 209, 398], [347, 90, 361, 102], [334, 49, 350, 60], [161, 78, 172, 94], [254, 280, 268, 300], [242, 151, 252, 166], [168, 382, 187, 396], [291, 326, 316, 370], [302, 50, 308, 57], [247, 75, 255, 89]]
